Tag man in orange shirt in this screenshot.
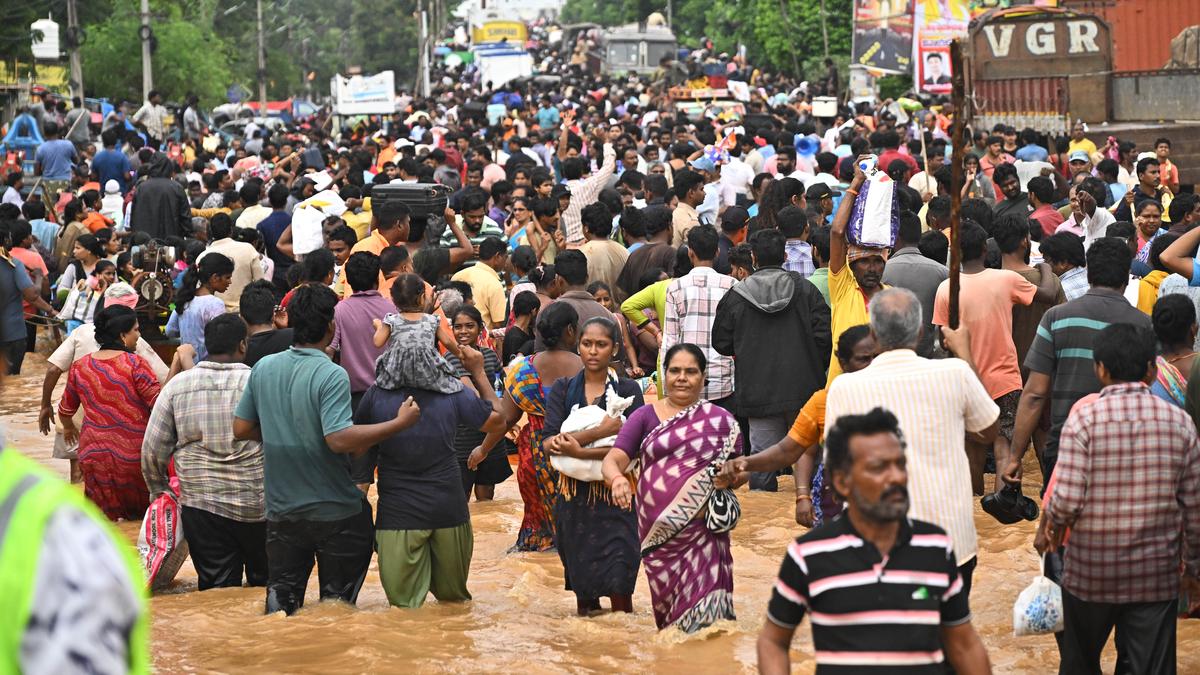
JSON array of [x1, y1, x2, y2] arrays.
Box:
[[343, 201, 410, 299], [932, 221, 1058, 493]]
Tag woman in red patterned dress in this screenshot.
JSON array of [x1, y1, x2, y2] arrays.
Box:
[[59, 306, 162, 520]]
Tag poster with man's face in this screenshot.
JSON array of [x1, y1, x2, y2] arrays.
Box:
[[920, 48, 952, 92]]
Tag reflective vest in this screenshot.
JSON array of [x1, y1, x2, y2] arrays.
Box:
[[0, 449, 149, 674]]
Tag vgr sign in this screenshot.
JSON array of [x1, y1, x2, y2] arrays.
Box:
[[981, 19, 1102, 58]]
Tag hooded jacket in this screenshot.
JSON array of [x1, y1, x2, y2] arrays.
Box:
[[712, 266, 831, 417], [129, 153, 192, 240]]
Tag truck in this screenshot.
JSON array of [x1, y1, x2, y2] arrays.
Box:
[[967, 6, 1200, 186]]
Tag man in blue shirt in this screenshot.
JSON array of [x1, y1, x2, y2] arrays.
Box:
[[91, 128, 133, 195], [256, 183, 293, 293], [21, 201, 57, 257], [536, 97, 560, 130], [34, 121, 78, 183], [234, 283, 421, 615], [1014, 128, 1049, 163]]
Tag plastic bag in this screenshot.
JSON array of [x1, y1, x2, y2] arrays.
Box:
[[137, 477, 189, 592], [1013, 560, 1064, 636], [847, 173, 899, 249], [549, 384, 634, 482]]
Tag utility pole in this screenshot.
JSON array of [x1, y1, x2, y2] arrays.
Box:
[[257, 0, 268, 114], [66, 0, 84, 102], [417, 0, 431, 98], [820, 0, 829, 58], [140, 0, 153, 99]]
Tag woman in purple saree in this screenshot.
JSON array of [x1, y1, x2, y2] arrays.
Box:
[[602, 344, 742, 632]]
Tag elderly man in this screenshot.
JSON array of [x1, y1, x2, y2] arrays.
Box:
[[825, 288, 999, 597], [757, 407, 992, 675]]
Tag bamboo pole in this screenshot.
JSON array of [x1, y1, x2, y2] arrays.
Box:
[[947, 39, 967, 330]]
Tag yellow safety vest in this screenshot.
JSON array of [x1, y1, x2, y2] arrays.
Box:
[[0, 449, 149, 674]]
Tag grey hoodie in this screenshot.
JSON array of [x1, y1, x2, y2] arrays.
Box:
[[731, 266, 795, 313]]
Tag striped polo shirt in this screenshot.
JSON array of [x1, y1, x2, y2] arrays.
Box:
[[1024, 287, 1151, 473], [767, 515, 970, 672]]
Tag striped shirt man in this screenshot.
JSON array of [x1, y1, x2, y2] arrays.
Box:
[[1023, 287, 1151, 478], [767, 515, 971, 670], [825, 350, 998, 565]]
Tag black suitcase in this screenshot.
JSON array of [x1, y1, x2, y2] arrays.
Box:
[[371, 182, 450, 220]]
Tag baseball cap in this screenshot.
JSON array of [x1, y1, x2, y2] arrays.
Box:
[[805, 182, 835, 201], [721, 206, 750, 230], [1068, 150, 1090, 163], [689, 156, 716, 172]]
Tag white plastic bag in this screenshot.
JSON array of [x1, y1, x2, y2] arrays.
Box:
[[1013, 559, 1064, 636], [549, 384, 634, 482]]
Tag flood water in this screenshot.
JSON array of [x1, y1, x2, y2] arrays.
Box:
[[5, 353, 1200, 673]]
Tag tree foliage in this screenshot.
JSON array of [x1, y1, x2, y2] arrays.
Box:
[[558, 0, 853, 80], [2, 0, 424, 107]]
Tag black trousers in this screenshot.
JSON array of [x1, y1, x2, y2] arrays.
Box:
[[1059, 588, 1176, 675], [181, 505, 268, 590], [3, 339, 26, 375], [264, 499, 374, 615]]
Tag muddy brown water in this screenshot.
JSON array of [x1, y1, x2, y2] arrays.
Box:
[[4, 354, 1198, 673]]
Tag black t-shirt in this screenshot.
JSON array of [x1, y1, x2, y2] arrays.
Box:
[[502, 326, 533, 366], [355, 385, 493, 530], [244, 328, 293, 367]]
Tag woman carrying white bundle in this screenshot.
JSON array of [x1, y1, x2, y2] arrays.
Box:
[[542, 316, 644, 617]]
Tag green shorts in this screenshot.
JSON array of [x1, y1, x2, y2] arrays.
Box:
[[375, 522, 473, 608]]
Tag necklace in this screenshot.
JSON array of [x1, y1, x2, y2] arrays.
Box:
[[1166, 351, 1196, 364]]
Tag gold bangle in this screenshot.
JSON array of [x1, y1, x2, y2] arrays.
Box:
[[795, 493, 813, 502]]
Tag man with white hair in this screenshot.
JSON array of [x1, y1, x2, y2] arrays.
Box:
[[824, 287, 999, 598]]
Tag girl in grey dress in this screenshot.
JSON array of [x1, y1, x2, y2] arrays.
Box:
[[372, 273, 464, 393]]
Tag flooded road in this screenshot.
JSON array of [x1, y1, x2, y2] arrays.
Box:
[[5, 354, 1199, 673]]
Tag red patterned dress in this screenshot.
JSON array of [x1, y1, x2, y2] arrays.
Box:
[[59, 352, 161, 520]]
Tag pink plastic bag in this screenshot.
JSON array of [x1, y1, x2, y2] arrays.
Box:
[[137, 476, 189, 592]]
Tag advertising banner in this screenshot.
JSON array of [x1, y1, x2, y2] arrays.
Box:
[[331, 71, 396, 115], [913, 0, 969, 95], [852, 0, 914, 74]]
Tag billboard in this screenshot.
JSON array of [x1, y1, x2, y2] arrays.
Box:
[[913, 0, 969, 94], [330, 71, 396, 115], [852, 0, 914, 74]]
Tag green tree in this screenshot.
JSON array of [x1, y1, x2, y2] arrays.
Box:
[[82, 10, 233, 106]]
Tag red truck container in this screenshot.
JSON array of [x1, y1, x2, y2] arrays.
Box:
[[1063, 0, 1200, 71]]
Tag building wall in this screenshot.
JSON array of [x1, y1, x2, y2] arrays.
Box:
[[1064, 0, 1200, 71]]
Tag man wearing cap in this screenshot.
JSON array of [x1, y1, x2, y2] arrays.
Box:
[[827, 161, 889, 384], [804, 183, 834, 227], [1067, 150, 1092, 180], [690, 154, 733, 227]]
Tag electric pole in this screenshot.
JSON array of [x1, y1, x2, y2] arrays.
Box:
[[140, 0, 153, 99], [257, 0, 268, 114], [66, 0, 84, 102], [820, 0, 829, 58]]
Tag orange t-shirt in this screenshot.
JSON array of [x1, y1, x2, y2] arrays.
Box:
[[932, 268, 1036, 400], [788, 388, 828, 447]]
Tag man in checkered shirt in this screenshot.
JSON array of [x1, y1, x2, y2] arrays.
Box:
[[1047, 322, 1200, 674]]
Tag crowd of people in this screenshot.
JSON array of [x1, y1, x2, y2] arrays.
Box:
[[2, 48, 1200, 672]]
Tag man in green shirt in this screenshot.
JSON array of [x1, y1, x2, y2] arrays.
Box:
[[235, 283, 420, 615], [806, 226, 832, 307]]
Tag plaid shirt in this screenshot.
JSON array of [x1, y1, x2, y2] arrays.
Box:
[[783, 239, 815, 278], [1059, 266, 1089, 301], [560, 145, 616, 246], [141, 362, 265, 522], [1049, 382, 1200, 603], [663, 267, 737, 400]]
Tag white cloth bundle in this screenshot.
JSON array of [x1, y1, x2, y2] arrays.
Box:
[[549, 384, 634, 483]]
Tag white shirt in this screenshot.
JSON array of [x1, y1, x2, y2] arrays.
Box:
[[721, 157, 755, 195], [2, 185, 22, 208], [825, 349, 999, 563]]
